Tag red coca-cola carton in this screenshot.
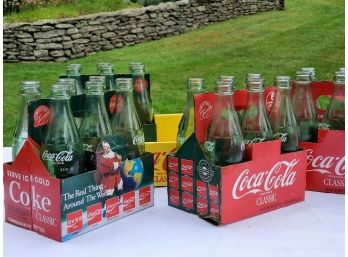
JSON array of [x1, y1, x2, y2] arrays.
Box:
[[265, 81, 345, 194], [167, 92, 307, 224], [3, 97, 155, 242]]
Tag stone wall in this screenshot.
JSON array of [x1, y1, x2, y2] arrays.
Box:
[[3, 0, 285, 62]]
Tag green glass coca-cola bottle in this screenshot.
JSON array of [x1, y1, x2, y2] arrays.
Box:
[[241, 76, 273, 144], [111, 78, 145, 159], [79, 81, 113, 172], [176, 78, 205, 150], [41, 84, 84, 178], [57, 78, 78, 96], [66, 63, 84, 95], [57, 77, 82, 128], [322, 71, 345, 130], [205, 80, 244, 166], [89, 76, 107, 91], [98, 63, 116, 91], [269, 76, 300, 152], [292, 70, 318, 142], [218, 75, 243, 122], [129, 63, 154, 124], [12, 81, 42, 159]]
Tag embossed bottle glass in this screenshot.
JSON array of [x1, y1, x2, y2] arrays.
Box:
[[205, 81, 244, 166], [111, 78, 145, 159], [322, 71, 345, 130], [292, 70, 318, 142], [176, 78, 204, 150], [129, 63, 154, 124], [241, 78, 273, 144], [41, 85, 84, 179], [12, 81, 42, 159], [79, 81, 113, 172], [67, 64, 84, 95], [269, 76, 300, 152]]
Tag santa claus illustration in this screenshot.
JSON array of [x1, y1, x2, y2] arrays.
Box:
[[95, 140, 123, 195]]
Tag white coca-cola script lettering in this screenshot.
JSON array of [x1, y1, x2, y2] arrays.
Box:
[[133, 135, 145, 145], [232, 159, 299, 200], [42, 150, 74, 162], [306, 149, 345, 176], [273, 133, 288, 142]]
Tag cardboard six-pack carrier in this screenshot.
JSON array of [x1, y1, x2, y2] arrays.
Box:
[[264, 81, 345, 194], [3, 75, 155, 242], [166, 81, 345, 224], [167, 91, 308, 224]]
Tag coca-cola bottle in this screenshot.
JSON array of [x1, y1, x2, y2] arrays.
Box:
[[79, 81, 113, 171], [111, 78, 145, 159], [57, 78, 78, 96], [99, 63, 116, 91], [241, 77, 273, 144], [67, 64, 83, 95], [57, 78, 82, 128], [12, 81, 42, 159], [89, 76, 106, 91], [217, 76, 241, 124], [205, 81, 244, 166], [176, 78, 204, 150], [301, 67, 316, 81], [129, 63, 154, 124], [41, 84, 84, 178], [322, 71, 345, 130], [269, 76, 300, 152], [292, 70, 318, 142]]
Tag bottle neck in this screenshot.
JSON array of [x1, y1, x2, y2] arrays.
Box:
[[84, 94, 106, 115], [50, 98, 74, 120], [213, 93, 235, 114], [186, 89, 203, 109], [247, 90, 266, 108]]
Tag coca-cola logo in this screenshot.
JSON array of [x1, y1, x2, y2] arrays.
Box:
[[109, 95, 117, 114], [33, 105, 50, 128], [87, 209, 102, 221], [123, 196, 135, 207], [133, 134, 145, 145], [265, 91, 275, 112], [197, 160, 214, 183], [106, 201, 118, 213], [307, 149, 345, 176], [232, 159, 299, 200], [199, 101, 213, 120], [42, 150, 74, 162], [169, 189, 179, 206], [243, 138, 265, 145], [273, 133, 287, 142], [66, 209, 83, 233], [204, 141, 215, 152]]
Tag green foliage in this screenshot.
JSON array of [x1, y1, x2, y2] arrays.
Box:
[[4, 0, 141, 23], [3, 0, 344, 146]]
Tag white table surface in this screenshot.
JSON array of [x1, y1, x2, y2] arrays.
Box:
[[2, 147, 345, 257]]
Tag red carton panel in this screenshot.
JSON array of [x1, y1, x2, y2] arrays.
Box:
[[106, 196, 120, 219], [301, 129, 345, 194]]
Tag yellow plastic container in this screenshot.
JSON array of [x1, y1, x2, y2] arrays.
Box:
[[145, 114, 182, 186]]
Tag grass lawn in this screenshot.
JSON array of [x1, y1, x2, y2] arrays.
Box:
[[4, 0, 140, 23], [3, 0, 344, 146]]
